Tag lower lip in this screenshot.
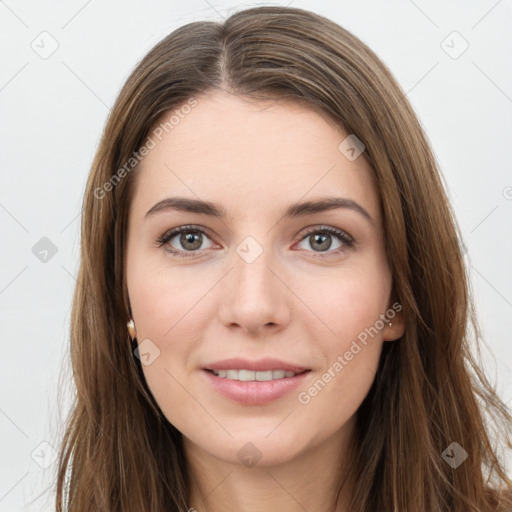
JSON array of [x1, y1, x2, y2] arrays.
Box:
[[202, 369, 311, 405]]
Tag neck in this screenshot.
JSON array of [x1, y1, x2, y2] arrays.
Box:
[[184, 418, 356, 512]]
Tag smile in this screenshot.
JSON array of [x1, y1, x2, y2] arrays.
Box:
[[202, 368, 311, 405], [209, 369, 299, 381]]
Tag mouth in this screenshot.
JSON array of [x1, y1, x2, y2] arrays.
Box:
[[205, 368, 310, 381], [201, 365, 312, 405]]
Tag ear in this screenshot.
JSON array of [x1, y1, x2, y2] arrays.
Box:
[[382, 300, 405, 341]]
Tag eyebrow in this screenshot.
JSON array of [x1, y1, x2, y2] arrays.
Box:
[[145, 196, 374, 224]]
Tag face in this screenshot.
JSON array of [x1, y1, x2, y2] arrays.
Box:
[[125, 91, 404, 468]]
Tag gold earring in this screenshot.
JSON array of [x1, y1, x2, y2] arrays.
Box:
[[127, 319, 137, 340]]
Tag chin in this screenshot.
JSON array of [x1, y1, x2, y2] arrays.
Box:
[[190, 428, 309, 468]]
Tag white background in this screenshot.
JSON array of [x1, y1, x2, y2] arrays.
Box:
[[1, 0, 511, 509]]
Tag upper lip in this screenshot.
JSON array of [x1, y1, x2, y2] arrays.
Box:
[[203, 358, 309, 373]]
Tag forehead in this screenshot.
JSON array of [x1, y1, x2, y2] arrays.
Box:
[[130, 91, 380, 223]]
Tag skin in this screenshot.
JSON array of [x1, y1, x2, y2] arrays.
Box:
[[125, 90, 405, 512]]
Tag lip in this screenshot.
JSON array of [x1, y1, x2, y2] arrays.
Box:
[[203, 358, 309, 373], [201, 368, 311, 406]]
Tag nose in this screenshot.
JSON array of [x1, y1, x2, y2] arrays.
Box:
[[218, 245, 291, 336]]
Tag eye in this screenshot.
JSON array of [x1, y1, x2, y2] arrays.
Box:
[[295, 225, 354, 256], [156, 225, 215, 258], [156, 224, 355, 259]]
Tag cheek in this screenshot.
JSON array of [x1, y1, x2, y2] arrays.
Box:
[[291, 263, 389, 417], [293, 342, 382, 451], [128, 254, 212, 342], [127, 258, 217, 423], [295, 260, 391, 344], [128, 267, 208, 433]]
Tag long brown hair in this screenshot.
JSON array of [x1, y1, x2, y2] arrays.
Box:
[[54, 6, 512, 511]]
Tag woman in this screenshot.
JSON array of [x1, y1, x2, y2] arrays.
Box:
[[55, 6, 512, 511]]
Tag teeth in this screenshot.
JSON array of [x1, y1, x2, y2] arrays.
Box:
[[211, 369, 298, 381], [226, 369, 238, 380]]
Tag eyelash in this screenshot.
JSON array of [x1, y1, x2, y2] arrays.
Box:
[[155, 224, 355, 259]]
